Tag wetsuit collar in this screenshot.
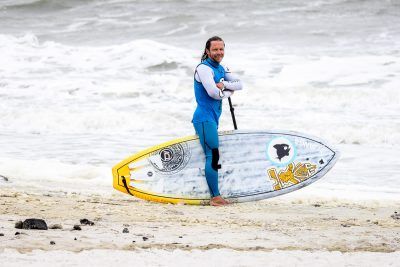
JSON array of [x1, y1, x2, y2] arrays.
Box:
[[205, 58, 220, 68]]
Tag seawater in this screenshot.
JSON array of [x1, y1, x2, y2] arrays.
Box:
[[0, 0, 399, 200]]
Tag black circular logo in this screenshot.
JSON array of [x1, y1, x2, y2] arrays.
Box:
[[160, 148, 173, 162], [149, 143, 191, 175]]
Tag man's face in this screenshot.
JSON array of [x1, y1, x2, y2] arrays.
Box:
[[207, 40, 225, 63]]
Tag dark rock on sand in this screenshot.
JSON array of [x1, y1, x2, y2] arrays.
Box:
[[22, 219, 48, 230], [0, 233, 4, 236], [142, 236, 149, 241], [0, 175, 9, 182], [15, 232, 21, 235], [73, 225, 82, 231], [15, 221, 23, 229], [80, 219, 94, 226], [49, 224, 63, 230], [123, 228, 129, 233], [50, 241, 56, 245], [390, 211, 400, 220]]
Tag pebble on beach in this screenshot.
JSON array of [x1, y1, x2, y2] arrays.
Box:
[[15, 221, 23, 229], [49, 224, 63, 230], [80, 219, 94, 226], [122, 228, 129, 233], [390, 211, 399, 220], [73, 225, 82, 231], [15, 219, 48, 230]]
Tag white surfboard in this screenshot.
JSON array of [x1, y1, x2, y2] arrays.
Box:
[[112, 130, 339, 205]]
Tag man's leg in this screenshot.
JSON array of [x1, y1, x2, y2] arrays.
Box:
[[193, 121, 220, 197]]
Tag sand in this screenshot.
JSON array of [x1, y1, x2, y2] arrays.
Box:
[[0, 188, 399, 266]]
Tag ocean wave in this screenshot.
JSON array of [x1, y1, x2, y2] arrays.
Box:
[[0, 33, 399, 146], [0, 0, 43, 9], [0, 0, 78, 10], [0, 33, 196, 76]]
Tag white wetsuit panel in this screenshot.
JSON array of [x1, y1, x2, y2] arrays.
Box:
[[195, 64, 243, 100]]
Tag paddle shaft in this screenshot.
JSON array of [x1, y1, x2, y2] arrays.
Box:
[[228, 97, 238, 130]]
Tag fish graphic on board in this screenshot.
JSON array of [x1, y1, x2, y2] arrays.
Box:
[[273, 144, 291, 161]]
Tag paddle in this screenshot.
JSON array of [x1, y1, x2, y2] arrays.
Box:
[[228, 97, 238, 130]]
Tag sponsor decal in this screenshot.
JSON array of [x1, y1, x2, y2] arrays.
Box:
[[267, 162, 317, 190], [149, 143, 191, 175], [267, 137, 297, 166]]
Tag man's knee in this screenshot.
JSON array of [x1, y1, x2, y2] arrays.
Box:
[[211, 148, 221, 171]]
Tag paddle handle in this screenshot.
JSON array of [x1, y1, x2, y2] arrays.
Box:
[[228, 97, 238, 130]]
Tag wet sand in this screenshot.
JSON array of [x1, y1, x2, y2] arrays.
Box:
[[1, 188, 399, 255]]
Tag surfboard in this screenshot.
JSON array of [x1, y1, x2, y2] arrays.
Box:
[[112, 130, 339, 205]]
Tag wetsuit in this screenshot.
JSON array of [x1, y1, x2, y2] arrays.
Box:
[[192, 58, 242, 197]]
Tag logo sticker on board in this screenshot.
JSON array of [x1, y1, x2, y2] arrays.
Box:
[[267, 137, 297, 166], [267, 162, 317, 190], [149, 143, 191, 175]]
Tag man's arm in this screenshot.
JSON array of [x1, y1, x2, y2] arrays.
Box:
[[195, 64, 226, 100], [222, 66, 243, 91]]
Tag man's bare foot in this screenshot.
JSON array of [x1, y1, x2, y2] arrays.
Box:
[[210, 196, 230, 206]]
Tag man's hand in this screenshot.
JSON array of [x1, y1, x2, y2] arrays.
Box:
[[216, 82, 224, 90]]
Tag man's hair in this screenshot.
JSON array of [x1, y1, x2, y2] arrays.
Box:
[[201, 36, 224, 62]]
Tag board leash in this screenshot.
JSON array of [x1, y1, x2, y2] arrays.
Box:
[[121, 176, 134, 196]]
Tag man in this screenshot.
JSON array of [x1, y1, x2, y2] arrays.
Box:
[[192, 36, 243, 206]]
